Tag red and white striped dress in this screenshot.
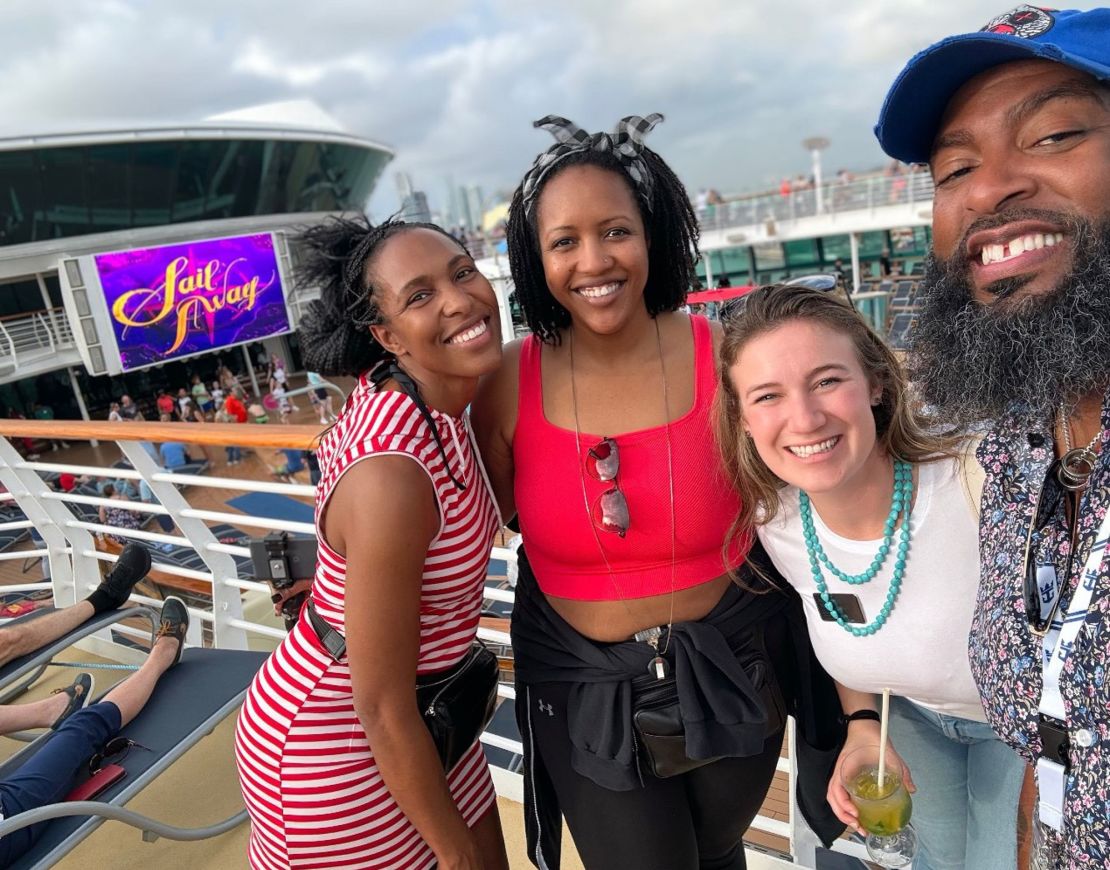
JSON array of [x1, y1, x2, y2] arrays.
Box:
[[235, 375, 500, 869]]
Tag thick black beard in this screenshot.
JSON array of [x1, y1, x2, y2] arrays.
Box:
[[909, 210, 1110, 427]]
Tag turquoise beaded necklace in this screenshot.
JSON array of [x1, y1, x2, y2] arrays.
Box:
[[798, 458, 913, 636]]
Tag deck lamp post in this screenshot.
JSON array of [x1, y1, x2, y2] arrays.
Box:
[[803, 136, 830, 213]]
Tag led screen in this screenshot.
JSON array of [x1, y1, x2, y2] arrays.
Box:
[[94, 233, 290, 371]]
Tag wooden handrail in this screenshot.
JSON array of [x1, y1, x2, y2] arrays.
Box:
[[0, 306, 64, 324], [0, 420, 323, 449]]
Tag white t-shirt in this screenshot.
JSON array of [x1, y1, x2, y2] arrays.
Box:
[[758, 457, 986, 722]]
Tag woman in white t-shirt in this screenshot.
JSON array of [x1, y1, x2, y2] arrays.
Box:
[[714, 284, 1023, 870]]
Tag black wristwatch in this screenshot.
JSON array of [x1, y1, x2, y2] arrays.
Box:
[[840, 709, 882, 727]]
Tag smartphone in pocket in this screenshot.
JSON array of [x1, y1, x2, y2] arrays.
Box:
[[65, 763, 126, 801]]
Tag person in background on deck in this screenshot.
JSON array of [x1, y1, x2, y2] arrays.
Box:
[[31, 403, 67, 451], [307, 370, 337, 424], [118, 395, 142, 422], [155, 390, 175, 419], [214, 400, 243, 466], [191, 375, 213, 417]]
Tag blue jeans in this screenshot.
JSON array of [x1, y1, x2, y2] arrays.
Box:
[[888, 695, 1024, 870], [225, 446, 243, 463], [0, 702, 121, 864]]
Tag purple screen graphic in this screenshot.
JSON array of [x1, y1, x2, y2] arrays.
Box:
[[95, 233, 290, 372]]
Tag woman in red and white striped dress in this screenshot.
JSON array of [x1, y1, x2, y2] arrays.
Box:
[[234, 216, 508, 870]]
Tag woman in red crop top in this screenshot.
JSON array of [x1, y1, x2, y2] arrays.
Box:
[[474, 116, 844, 870]]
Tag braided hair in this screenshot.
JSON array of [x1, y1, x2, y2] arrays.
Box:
[[506, 146, 700, 344], [294, 215, 468, 377], [294, 214, 472, 489]]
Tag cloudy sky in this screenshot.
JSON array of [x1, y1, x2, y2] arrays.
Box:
[[0, 1, 1095, 219]]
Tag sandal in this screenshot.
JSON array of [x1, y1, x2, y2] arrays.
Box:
[[50, 672, 95, 730]]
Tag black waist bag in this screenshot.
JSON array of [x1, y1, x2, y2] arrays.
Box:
[[631, 654, 785, 779], [306, 601, 499, 773], [415, 642, 500, 773], [632, 674, 719, 779]]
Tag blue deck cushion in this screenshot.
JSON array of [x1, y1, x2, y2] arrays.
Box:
[[2, 647, 266, 870], [226, 492, 314, 525]]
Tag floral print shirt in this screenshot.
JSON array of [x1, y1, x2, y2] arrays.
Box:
[[972, 392, 1110, 867]]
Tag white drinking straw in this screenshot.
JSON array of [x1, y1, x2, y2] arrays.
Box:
[[877, 688, 891, 790]]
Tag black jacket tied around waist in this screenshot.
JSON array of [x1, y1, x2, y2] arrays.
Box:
[[510, 542, 846, 867]]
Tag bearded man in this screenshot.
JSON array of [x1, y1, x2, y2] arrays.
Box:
[[875, 7, 1110, 867]]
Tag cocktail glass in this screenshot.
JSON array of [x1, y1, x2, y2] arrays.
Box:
[[840, 745, 917, 867]]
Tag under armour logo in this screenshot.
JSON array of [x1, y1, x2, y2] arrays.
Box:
[[537, 698, 554, 717]]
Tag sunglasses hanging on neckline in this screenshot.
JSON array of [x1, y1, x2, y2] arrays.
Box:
[[586, 437, 629, 537], [1022, 458, 1082, 637]]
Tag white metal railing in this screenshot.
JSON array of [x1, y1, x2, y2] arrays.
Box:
[[0, 307, 76, 369], [695, 171, 934, 234], [0, 422, 870, 867], [850, 288, 892, 335], [461, 171, 933, 263]]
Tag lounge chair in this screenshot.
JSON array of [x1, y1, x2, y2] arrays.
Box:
[[0, 504, 32, 553], [131, 524, 253, 606], [0, 647, 266, 869]]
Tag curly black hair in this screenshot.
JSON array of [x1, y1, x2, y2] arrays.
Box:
[[505, 146, 700, 344], [294, 215, 468, 377]]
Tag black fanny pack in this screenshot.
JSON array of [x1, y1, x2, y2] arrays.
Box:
[[306, 601, 500, 772], [631, 674, 719, 779], [630, 644, 785, 779]]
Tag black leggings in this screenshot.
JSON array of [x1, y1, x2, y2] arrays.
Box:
[[529, 678, 785, 870]]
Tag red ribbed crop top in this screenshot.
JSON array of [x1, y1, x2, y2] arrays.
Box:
[[513, 315, 748, 601]]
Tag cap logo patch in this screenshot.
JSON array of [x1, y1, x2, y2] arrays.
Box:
[[980, 6, 1056, 38]]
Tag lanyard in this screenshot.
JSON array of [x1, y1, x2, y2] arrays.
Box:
[[1036, 496, 1110, 831]]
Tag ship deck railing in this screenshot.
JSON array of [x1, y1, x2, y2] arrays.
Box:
[[0, 419, 870, 868], [693, 170, 935, 234], [465, 171, 935, 261]]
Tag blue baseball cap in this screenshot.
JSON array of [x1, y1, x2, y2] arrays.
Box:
[[875, 6, 1110, 165]]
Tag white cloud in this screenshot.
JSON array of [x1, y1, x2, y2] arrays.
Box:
[[231, 40, 389, 88], [0, 0, 1099, 220]]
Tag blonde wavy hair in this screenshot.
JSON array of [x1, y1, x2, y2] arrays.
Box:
[[713, 285, 960, 570]]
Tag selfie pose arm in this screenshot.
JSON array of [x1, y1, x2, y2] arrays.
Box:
[[333, 456, 484, 870]]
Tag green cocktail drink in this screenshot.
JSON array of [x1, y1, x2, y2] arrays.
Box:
[[840, 744, 918, 867], [848, 767, 912, 836]]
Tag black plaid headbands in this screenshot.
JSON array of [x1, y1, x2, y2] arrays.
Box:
[[520, 113, 664, 217]]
